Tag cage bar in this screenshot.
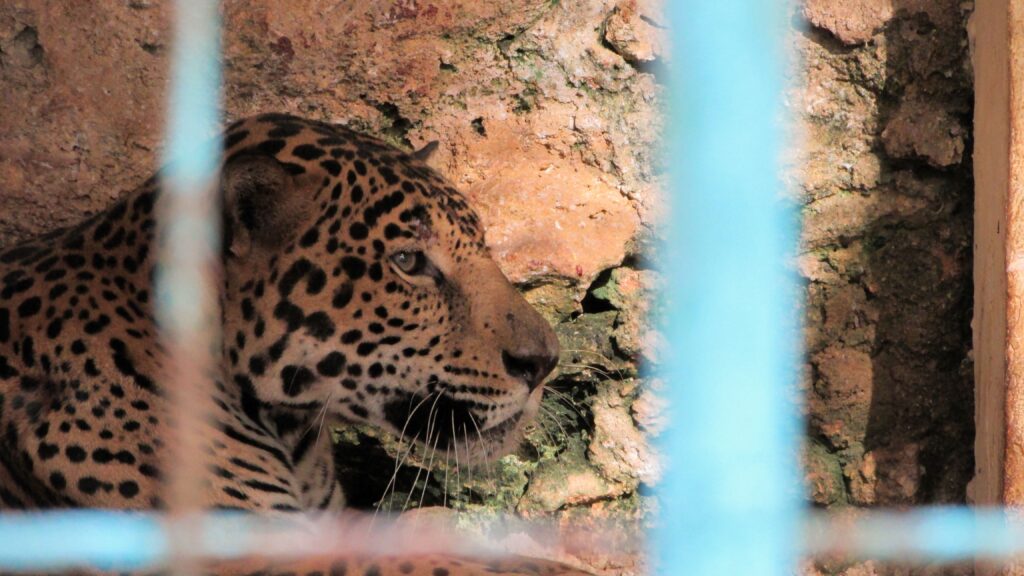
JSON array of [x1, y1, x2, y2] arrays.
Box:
[[155, 1, 222, 574], [655, 1, 801, 575]]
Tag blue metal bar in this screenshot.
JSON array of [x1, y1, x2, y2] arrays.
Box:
[[156, 3, 223, 572], [156, 0, 222, 339], [0, 512, 166, 571], [1, 508, 1023, 570], [656, 2, 799, 576], [803, 508, 1024, 562], [163, 0, 222, 192]]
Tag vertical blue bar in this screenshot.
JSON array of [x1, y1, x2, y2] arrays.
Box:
[[165, 0, 222, 188], [156, 0, 222, 340], [657, 2, 799, 576]]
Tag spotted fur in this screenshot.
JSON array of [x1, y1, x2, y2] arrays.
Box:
[[0, 114, 585, 575]]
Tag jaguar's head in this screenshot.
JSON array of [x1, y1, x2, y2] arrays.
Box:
[[220, 114, 559, 459]]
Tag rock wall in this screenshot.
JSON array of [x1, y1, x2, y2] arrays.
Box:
[[794, 0, 975, 545], [0, 1, 663, 574]]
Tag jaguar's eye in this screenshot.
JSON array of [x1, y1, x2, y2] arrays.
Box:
[[390, 250, 426, 275]]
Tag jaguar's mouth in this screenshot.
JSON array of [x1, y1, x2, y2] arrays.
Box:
[[381, 391, 523, 457]]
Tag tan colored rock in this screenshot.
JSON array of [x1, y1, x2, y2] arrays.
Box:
[[839, 562, 881, 576], [519, 458, 623, 512], [0, 3, 171, 247], [796, 253, 833, 282], [801, 190, 932, 250], [631, 383, 667, 436], [456, 117, 640, 284], [844, 443, 924, 506], [591, 267, 660, 361], [871, 442, 924, 505], [793, 0, 973, 514], [803, 0, 894, 45], [821, 283, 876, 348], [810, 345, 873, 447], [588, 384, 661, 487], [824, 243, 868, 281], [881, 99, 966, 168], [845, 450, 878, 505], [850, 153, 882, 190], [603, 0, 667, 64], [522, 282, 579, 324], [803, 442, 847, 506]]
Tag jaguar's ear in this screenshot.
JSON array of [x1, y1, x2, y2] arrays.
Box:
[[221, 154, 309, 258], [411, 140, 440, 164]]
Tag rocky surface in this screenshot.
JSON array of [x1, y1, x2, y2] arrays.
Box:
[[793, 0, 974, 573]]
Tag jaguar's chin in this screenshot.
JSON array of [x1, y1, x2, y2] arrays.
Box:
[[380, 389, 538, 463]]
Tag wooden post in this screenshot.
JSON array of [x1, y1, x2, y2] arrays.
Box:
[[1005, 1, 1024, 508], [972, 0, 1010, 510], [974, 1, 1024, 573]]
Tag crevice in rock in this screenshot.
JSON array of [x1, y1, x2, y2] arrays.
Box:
[[580, 268, 617, 314], [373, 101, 414, 150], [470, 116, 487, 137], [1, 26, 44, 69]]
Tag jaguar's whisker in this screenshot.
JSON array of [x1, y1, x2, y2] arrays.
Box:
[[376, 391, 437, 518], [298, 399, 329, 439], [467, 413, 495, 493], [544, 387, 586, 420], [416, 424, 442, 511], [313, 391, 333, 450], [399, 391, 444, 513], [540, 403, 573, 442], [450, 414, 462, 500], [442, 440, 450, 509], [533, 406, 559, 448], [462, 422, 474, 495]]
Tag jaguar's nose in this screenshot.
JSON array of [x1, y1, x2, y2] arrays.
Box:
[[502, 346, 559, 391]]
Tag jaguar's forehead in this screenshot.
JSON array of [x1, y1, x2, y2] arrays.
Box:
[[222, 113, 485, 247]]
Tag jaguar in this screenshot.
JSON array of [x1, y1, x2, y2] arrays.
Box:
[[0, 113, 587, 575]]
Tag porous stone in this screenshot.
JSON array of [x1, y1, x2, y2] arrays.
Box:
[[630, 382, 667, 437], [881, 98, 966, 168], [804, 441, 848, 506], [519, 452, 623, 512], [602, 0, 667, 64], [803, 0, 894, 45], [808, 345, 873, 448], [588, 383, 661, 488]]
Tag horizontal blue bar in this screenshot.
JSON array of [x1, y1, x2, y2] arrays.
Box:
[[0, 511, 167, 570], [0, 508, 1020, 570], [804, 508, 1024, 562]]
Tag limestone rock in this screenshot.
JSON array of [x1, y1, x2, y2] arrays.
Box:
[[630, 382, 667, 437], [603, 0, 667, 64], [588, 384, 661, 487], [881, 99, 966, 168], [845, 450, 877, 505], [809, 345, 873, 448], [804, 441, 847, 506], [803, 0, 894, 45], [523, 282, 579, 324], [0, 1, 654, 288], [519, 454, 623, 512], [873, 443, 924, 505]]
